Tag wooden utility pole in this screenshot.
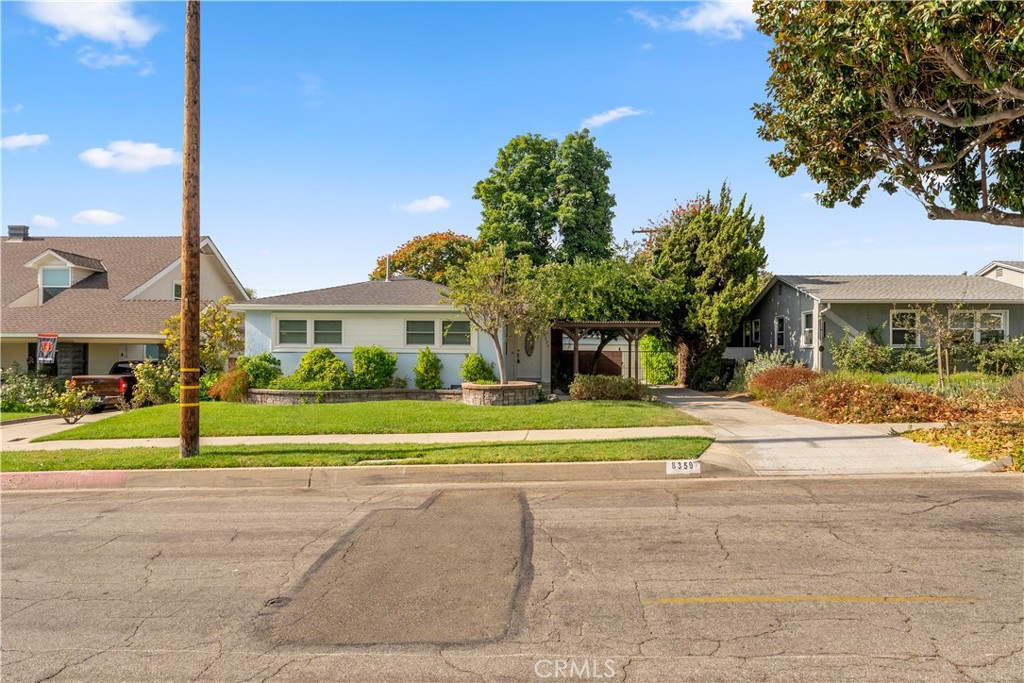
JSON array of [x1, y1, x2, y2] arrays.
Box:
[[179, 0, 201, 458]]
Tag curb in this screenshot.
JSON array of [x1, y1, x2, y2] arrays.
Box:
[[0, 456, 746, 491], [0, 414, 60, 426]]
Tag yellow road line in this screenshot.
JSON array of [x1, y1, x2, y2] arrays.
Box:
[[643, 595, 976, 605]]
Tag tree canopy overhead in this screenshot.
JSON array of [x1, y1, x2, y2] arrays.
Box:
[[474, 129, 616, 264], [753, 1, 1024, 228], [369, 231, 478, 285]]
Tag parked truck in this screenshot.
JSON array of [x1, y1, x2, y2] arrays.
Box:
[[70, 361, 146, 410]]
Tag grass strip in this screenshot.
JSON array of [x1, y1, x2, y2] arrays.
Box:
[[39, 400, 704, 442], [1, 437, 711, 472], [0, 411, 50, 424]]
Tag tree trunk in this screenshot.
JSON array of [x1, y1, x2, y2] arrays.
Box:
[[179, 0, 201, 458], [489, 331, 508, 384], [589, 332, 614, 374], [675, 340, 691, 387]]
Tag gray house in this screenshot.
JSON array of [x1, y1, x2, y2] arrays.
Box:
[[726, 265, 1024, 371]]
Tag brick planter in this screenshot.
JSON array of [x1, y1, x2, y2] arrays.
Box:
[[461, 381, 539, 406], [246, 388, 463, 405]]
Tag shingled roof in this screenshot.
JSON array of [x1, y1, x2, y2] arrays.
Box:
[[775, 274, 1024, 303], [0, 235, 232, 336], [237, 277, 451, 308]]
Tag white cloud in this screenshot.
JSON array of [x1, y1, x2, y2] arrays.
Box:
[[73, 209, 125, 225], [582, 106, 648, 129], [31, 214, 59, 228], [629, 2, 756, 40], [2, 103, 24, 114], [640, 43, 654, 51], [79, 140, 179, 172], [139, 61, 155, 77], [394, 195, 452, 214], [800, 191, 817, 202], [2, 133, 49, 150], [77, 46, 137, 69], [25, 1, 158, 47]]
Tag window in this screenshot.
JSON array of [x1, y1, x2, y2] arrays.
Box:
[[890, 311, 919, 347], [278, 319, 307, 345], [442, 320, 471, 346], [144, 344, 162, 361], [742, 322, 752, 347], [949, 310, 1008, 344], [406, 320, 435, 346], [173, 281, 182, 300], [949, 310, 976, 345], [774, 317, 785, 348], [41, 267, 70, 303], [751, 320, 760, 344], [313, 320, 343, 345], [979, 312, 1007, 344], [801, 312, 814, 347]]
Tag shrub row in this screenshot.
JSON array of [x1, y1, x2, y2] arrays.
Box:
[[569, 374, 652, 401]]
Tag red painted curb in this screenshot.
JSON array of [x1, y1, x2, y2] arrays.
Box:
[[2, 470, 129, 490]]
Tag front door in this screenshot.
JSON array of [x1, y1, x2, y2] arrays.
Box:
[[515, 331, 542, 381]]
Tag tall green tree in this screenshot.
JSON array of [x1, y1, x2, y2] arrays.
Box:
[[474, 130, 616, 264], [369, 231, 479, 285], [753, 1, 1024, 228], [650, 184, 767, 389], [444, 244, 552, 384]]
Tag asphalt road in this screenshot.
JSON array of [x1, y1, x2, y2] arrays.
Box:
[[2, 475, 1021, 682]]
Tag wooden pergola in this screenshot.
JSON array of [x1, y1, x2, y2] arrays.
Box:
[[551, 321, 662, 380]]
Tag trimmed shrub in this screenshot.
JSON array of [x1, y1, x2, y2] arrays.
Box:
[[237, 352, 282, 388], [351, 345, 398, 389], [414, 348, 443, 390], [460, 353, 497, 383], [748, 366, 817, 400], [295, 348, 348, 389], [892, 348, 935, 374], [977, 337, 1024, 376], [829, 334, 894, 373], [207, 368, 250, 402], [569, 374, 652, 401], [267, 375, 336, 391], [640, 336, 677, 385], [132, 359, 179, 408]]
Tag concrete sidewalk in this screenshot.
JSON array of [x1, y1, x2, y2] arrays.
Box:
[[657, 389, 992, 476]]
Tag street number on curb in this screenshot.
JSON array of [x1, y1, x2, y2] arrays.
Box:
[[666, 460, 701, 475]]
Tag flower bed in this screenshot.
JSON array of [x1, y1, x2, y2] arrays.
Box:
[[461, 382, 539, 406], [246, 388, 463, 405]]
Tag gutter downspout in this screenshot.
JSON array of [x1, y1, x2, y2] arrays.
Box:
[[815, 303, 829, 371]]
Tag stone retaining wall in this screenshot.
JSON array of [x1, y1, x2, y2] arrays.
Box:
[[461, 382, 539, 406], [246, 388, 464, 405]]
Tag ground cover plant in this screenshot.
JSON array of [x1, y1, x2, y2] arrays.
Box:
[[39, 400, 704, 441], [2, 437, 712, 472], [905, 422, 1023, 472]]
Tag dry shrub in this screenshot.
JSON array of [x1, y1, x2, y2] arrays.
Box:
[[207, 367, 250, 402], [1005, 374, 1024, 409], [775, 375, 963, 423], [748, 366, 817, 400]]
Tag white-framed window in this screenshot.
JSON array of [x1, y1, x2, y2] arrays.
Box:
[[950, 310, 1008, 344], [277, 319, 308, 346], [774, 316, 786, 348], [406, 320, 435, 346], [800, 312, 814, 348], [890, 310, 919, 348], [173, 281, 182, 301], [742, 321, 752, 347], [40, 267, 71, 303], [751, 319, 760, 344], [313, 320, 343, 345], [145, 344, 162, 361], [442, 320, 471, 346]]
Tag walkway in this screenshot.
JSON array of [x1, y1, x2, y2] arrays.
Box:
[[656, 389, 988, 476]]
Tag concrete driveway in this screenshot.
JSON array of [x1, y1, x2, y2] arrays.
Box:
[[658, 389, 990, 476]]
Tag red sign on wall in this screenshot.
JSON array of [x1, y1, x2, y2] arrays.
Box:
[[37, 334, 58, 364]]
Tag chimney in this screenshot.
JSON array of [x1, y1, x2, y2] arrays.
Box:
[[7, 225, 29, 241], [385, 255, 391, 281]]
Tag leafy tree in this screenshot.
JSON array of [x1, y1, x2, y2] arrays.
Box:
[[445, 243, 552, 384], [542, 257, 672, 373], [753, 1, 1024, 228], [162, 296, 245, 374], [650, 184, 768, 389], [369, 231, 479, 284], [474, 129, 616, 264]]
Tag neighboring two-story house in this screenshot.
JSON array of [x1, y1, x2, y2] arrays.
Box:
[[726, 260, 1024, 371], [0, 225, 249, 377]]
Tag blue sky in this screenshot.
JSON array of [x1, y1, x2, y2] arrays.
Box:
[[3, 1, 1021, 297]]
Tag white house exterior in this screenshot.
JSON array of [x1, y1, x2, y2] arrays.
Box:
[[0, 226, 249, 376], [231, 278, 552, 389]]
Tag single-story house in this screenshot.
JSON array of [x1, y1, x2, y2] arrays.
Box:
[[0, 225, 250, 376], [726, 263, 1024, 371], [230, 277, 553, 389]]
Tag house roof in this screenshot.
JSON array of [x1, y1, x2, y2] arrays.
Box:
[[1, 235, 243, 337], [975, 260, 1024, 276], [772, 274, 1024, 303], [235, 278, 451, 309], [25, 248, 107, 272]]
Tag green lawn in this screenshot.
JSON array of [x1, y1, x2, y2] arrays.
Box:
[[836, 370, 1005, 391], [0, 411, 50, 424], [39, 400, 703, 441], [1, 437, 712, 472]]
